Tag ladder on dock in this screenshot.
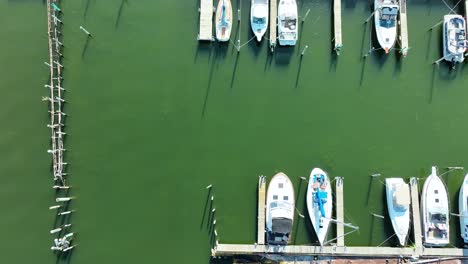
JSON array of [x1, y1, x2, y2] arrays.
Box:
[[334, 0, 343, 54], [399, 0, 409, 57], [257, 176, 266, 245], [198, 0, 214, 41], [269, 0, 277, 51]]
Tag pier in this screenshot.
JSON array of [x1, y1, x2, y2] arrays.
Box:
[[409, 177, 423, 253], [333, 0, 343, 54], [257, 176, 266, 245], [198, 0, 214, 41], [269, 0, 277, 51], [399, 0, 409, 56], [335, 177, 344, 247]]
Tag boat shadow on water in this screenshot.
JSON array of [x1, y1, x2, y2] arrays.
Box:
[[274, 46, 295, 66]]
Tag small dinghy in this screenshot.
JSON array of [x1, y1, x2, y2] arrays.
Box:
[[459, 173, 468, 244], [374, 0, 399, 53], [306, 168, 332, 245], [277, 0, 298, 46], [421, 166, 450, 247], [251, 0, 269, 42], [215, 0, 233, 42], [266, 172, 295, 245], [385, 178, 410, 246], [443, 14, 466, 65]]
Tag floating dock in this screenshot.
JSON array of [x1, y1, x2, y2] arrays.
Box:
[[198, 0, 214, 41], [257, 176, 266, 245], [333, 0, 343, 54], [399, 0, 409, 56], [269, 0, 277, 51], [409, 177, 423, 253], [335, 177, 344, 247]]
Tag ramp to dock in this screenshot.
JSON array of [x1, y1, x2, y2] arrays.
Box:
[[269, 0, 277, 50], [409, 177, 423, 254], [257, 176, 266, 245], [399, 0, 409, 56], [333, 0, 343, 53], [335, 177, 344, 246], [198, 0, 214, 41]]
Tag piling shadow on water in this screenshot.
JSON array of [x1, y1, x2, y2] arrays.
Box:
[[295, 55, 304, 88], [275, 46, 294, 66], [231, 52, 240, 89], [201, 46, 218, 117], [200, 188, 212, 229], [194, 41, 212, 64], [83, 0, 93, 18], [81, 36, 91, 60], [115, 0, 127, 29], [293, 179, 304, 244], [329, 51, 338, 73], [264, 51, 273, 72]]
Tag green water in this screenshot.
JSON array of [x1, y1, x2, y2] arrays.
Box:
[[3, 0, 468, 263]]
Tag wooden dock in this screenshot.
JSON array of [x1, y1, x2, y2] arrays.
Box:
[[398, 0, 409, 57], [257, 176, 266, 245], [269, 0, 277, 51], [409, 177, 423, 253], [335, 177, 344, 247], [198, 0, 214, 41], [333, 0, 343, 54]]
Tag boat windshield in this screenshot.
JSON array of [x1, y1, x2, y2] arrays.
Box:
[[253, 17, 266, 24], [271, 201, 290, 209], [430, 212, 447, 223], [280, 17, 297, 30], [380, 7, 398, 28]]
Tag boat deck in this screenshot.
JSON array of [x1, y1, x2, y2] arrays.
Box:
[[198, 0, 214, 41], [269, 0, 277, 50], [257, 176, 266, 245], [334, 0, 343, 53], [399, 0, 409, 56]]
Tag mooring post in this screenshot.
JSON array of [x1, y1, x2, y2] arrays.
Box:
[[364, 11, 375, 24], [301, 45, 309, 56], [302, 8, 311, 23], [79, 26, 92, 36]]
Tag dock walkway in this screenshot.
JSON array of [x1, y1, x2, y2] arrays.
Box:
[[257, 176, 266, 245], [334, 0, 343, 54], [335, 177, 344, 247], [409, 177, 423, 253], [198, 0, 214, 41], [399, 0, 409, 56], [269, 0, 277, 51]]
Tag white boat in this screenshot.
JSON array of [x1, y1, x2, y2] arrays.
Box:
[[277, 0, 298, 46], [374, 0, 399, 54], [443, 14, 467, 64], [421, 166, 450, 247], [215, 0, 233, 42], [459, 173, 468, 244], [385, 178, 410, 246], [266, 172, 294, 245], [306, 168, 332, 245], [251, 0, 269, 42]]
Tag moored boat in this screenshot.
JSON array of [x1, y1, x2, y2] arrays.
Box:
[[277, 0, 298, 46], [374, 0, 399, 53], [443, 14, 466, 65], [459, 173, 468, 244], [266, 172, 295, 245], [421, 166, 450, 247], [306, 168, 332, 245], [385, 178, 410, 246], [215, 0, 233, 42], [251, 0, 269, 42]]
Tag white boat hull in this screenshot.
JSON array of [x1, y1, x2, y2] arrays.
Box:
[[443, 14, 466, 63], [251, 0, 269, 42], [459, 173, 468, 244], [306, 168, 332, 245], [266, 172, 295, 245], [374, 0, 399, 53], [215, 0, 233, 42], [385, 178, 410, 246], [277, 0, 298, 46], [421, 167, 450, 247]]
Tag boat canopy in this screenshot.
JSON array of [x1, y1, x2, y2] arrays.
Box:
[[379, 7, 398, 28], [430, 212, 447, 223], [393, 184, 410, 208], [272, 218, 293, 234]]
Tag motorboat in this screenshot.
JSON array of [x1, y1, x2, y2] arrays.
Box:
[[385, 178, 410, 246], [459, 173, 468, 244], [266, 172, 295, 245], [306, 168, 332, 245], [374, 0, 399, 53], [443, 14, 466, 65], [421, 166, 450, 247], [251, 0, 269, 42], [277, 0, 298, 46], [215, 0, 233, 42]]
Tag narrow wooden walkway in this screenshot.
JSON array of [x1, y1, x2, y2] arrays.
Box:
[[399, 0, 409, 57], [334, 0, 343, 54], [257, 176, 266, 245], [199, 0, 214, 41], [409, 177, 423, 254], [269, 0, 277, 51], [335, 177, 344, 247]]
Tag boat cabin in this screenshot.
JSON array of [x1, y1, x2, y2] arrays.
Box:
[[393, 184, 410, 211], [379, 6, 398, 28]]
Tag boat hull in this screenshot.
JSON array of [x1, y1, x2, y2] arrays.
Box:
[[306, 168, 332, 245], [459, 174, 468, 244], [374, 0, 399, 53], [265, 172, 295, 245], [385, 178, 410, 246], [277, 0, 298, 46], [421, 167, 450, 247], [251, 0, 269, 42], [443, 14, 466, 63], [215, 0, 233, 42]]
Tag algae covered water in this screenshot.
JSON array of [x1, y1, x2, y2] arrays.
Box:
[[2, 0, 468, 263]]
